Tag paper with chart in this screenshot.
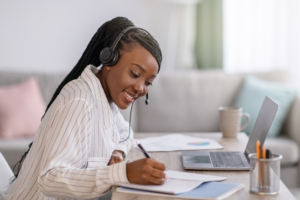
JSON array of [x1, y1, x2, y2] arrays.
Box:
[[117, 170, 227, 194], [138, 134, 223, 152]]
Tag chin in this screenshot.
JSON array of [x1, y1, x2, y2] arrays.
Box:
[[115, 102, 130, 110]]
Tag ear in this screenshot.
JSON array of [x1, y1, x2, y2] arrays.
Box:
[[106, 66, 112, 71]]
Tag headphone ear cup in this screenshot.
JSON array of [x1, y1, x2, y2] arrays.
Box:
[[99, 47, 120, 66], [100, 47, 113, 65], [108, 50, 120, 66]]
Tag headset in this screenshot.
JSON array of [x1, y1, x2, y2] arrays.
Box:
[[99, 26, 149, 143]]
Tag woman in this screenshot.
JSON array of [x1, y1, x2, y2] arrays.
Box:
[[4, 17, 166, 200]]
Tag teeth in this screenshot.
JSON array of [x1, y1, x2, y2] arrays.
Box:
[[124, 92, 134, 100]]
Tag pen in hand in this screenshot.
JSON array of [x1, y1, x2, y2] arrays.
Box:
[[136, 140, 169, 180], [136, 140, 151, 158]]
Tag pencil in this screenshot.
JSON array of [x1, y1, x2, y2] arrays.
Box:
[[261, 146, 266, 187], [262, 146, 266, 159], [256, 140, 261, 186], [256, 140, 261, 159]]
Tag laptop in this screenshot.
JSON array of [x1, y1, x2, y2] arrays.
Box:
[[181, 96, 278, 170]]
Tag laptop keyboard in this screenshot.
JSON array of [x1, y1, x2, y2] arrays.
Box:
[[209, 152, 249, 168]]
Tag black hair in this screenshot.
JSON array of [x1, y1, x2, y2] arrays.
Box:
[[11, 16, 162, 182]]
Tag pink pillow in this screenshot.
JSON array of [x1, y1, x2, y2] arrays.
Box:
[[0, 77, 46, 139]]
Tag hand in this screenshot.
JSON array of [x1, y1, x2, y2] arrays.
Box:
[[126, 158, 166, 185], [108, 150, 124, 165]]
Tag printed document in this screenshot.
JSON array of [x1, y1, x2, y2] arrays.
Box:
[[138, 134, 223, 152]]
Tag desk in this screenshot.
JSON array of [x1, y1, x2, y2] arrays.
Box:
[[111, 133, 296, 200]]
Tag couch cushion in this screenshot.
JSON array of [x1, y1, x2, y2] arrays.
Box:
[[265, 137, 299, 165], [0, 78, 46, 139], [0, 71, 66, 104], [234, 76, 297, 137]]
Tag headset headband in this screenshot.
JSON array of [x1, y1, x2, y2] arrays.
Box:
[[111, 26, 149, 51]]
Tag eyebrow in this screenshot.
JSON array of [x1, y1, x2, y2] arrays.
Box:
[[131, 63, 157, 78]]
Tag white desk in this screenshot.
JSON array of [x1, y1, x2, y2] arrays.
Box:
[[111, 133, 296, 200]]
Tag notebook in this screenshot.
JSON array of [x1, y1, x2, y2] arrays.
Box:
[[116, 170, 226, 194], [182, 96, 278, 170], [116, 181, 244, 200]]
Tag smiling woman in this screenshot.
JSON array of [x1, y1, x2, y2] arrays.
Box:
[[3, 17, 165, 200]]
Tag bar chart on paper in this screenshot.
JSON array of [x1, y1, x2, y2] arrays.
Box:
[[138, 134, 223, 152]]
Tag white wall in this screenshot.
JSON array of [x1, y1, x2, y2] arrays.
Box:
[[0, 0, 192, 74]]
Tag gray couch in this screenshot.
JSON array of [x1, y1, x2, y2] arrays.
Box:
[[0, 70, 299, 188]]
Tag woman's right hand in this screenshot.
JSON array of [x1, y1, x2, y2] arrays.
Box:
[[126, 158, 166, 185]]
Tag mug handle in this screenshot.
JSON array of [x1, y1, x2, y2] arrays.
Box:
[[240, 113, 250, 131]]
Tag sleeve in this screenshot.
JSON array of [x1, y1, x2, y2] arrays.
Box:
[[113, 107, 136, 156], [37, 98, 129, 199]]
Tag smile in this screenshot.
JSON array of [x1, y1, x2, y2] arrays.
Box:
[[123, 91, 137, 103]]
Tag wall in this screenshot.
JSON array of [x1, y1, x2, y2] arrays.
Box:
[[0, 0, 195, 74]]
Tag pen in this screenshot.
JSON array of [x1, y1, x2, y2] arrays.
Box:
[[265, 149, 271, 188], [266, 149, 271, 159], [136, 140, 151, 158]]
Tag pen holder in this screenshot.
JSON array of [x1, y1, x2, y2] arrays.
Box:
[[248, 153, 282, 195]]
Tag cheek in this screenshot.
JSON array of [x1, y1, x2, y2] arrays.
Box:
[[107, 72, 129, 94], [118, 72, 134, 89]]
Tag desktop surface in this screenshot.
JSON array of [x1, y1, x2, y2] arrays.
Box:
[[111, 132, 296, 200]]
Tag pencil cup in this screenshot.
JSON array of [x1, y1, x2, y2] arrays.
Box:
[[248, 153, 282, 195]]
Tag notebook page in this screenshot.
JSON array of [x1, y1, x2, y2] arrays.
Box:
[[118, 178, 203, 194], [165, 170, 227, 182]]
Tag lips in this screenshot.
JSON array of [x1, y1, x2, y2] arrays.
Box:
[[123, 91, 137, 103]]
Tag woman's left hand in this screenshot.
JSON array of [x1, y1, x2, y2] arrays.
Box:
[[108, 150, 124, 165]]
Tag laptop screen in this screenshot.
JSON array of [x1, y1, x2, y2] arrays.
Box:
[[244, 96, 278, 157]]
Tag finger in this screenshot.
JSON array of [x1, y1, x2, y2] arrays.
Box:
[[150, 160, 166, 171], [148, 175, 165, 185], [150, 169, 166, 179]]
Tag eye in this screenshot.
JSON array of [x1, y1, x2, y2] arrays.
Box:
[[146, 82, 153, 86], [131, 71, 139, 78]]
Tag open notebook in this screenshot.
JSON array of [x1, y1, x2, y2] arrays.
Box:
[[116, 170, 227, 194]]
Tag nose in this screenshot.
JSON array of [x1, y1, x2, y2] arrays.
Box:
[[133, 82, 146, 95]]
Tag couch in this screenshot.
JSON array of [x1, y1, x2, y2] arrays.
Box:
[[0, 69, 299, 188]]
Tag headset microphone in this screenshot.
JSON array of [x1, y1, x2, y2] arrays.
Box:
[[119, 92, 149, 143], [145, 93, 149, 105]]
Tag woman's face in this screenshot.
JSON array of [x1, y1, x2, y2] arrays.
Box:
[[100, 45, 159, 109]]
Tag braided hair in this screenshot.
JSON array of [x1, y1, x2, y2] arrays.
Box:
[[11, 16, 162, 182]]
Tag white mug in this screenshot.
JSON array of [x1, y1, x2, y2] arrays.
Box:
[[219, 107, 250, 137]]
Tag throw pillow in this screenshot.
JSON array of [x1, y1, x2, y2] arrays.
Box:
[[233, 76, 297, 138], [0, 77, 46, 139]]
